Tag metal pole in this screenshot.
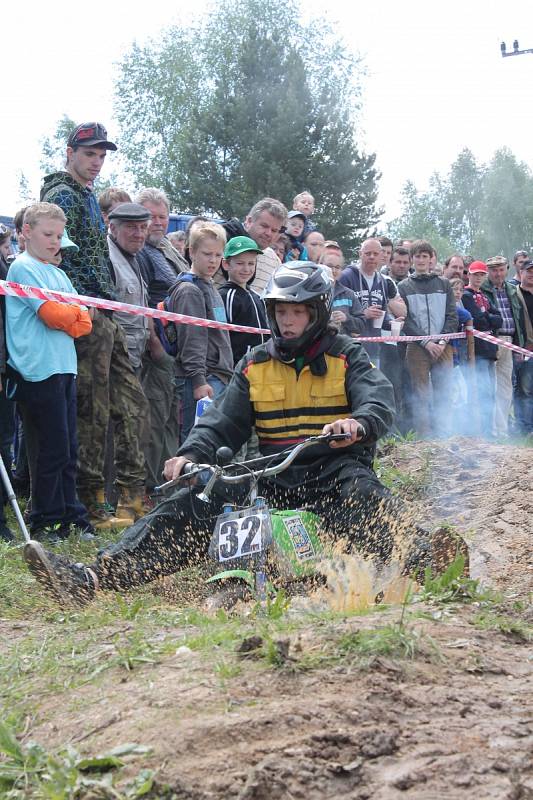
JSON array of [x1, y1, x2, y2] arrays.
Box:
[[0, 453, 31, 543]]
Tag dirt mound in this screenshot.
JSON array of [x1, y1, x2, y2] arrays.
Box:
[[381, 437, 533, 596]]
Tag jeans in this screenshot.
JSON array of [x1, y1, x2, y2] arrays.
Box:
[[514, 358, 533, 434], [18, 374, 91, 532], [175, 375, 227, 445], [470, 358, 496, 436], [0, 387, 15, 523], [406, 343, 454, 438]]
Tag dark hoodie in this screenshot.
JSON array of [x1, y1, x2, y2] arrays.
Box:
[[40, 172, 115, 299], [218, 280, 268, 364]]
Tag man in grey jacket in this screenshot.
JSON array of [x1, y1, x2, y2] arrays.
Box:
[[398, 240, 458, 438]]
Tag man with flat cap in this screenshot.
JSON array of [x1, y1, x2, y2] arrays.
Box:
[[482, 255, 525, 437], [41, 123, 147, 527]]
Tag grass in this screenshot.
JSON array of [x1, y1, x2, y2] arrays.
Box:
[[418, 553, 501, 606], [0, 719, 154, 800], [470, 611, 533, 642], [374, 447, 431, 498]]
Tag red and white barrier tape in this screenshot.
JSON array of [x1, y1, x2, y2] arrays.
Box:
[[0, 280, 530, 357], [0, 280, 271, 336], [467, 329, 532, 358]]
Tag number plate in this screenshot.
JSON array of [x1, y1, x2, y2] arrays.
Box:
[[214, 508, 270, 562]]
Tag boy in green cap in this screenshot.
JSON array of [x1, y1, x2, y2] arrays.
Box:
[[219, 236, 269, 365]]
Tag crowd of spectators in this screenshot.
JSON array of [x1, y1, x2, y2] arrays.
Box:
[[0, 120, 531, 544]]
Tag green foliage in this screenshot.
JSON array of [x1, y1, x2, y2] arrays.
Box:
[[420, 554, 498, 605], [39, 113, 77, 175], [471, 611, 532, 642], [388, 146, 533, 260], [0, 719, 152, 799], [114, 0, 380, 254], [336, 623, 422, 661]]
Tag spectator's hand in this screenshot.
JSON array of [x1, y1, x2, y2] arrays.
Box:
[[148, 324, 166, 361], [322, 418, 365, 447], [331, 310, 347, 324], [88, 307, 96, 320], [363, 305, 383, 320], [163, 455, 196, 482], [425, 341, 445, 360], [193, 383, 214, 401]]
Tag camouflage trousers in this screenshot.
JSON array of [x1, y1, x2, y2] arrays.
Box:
[[75, 311, 148, 494], [141, 351, 180, 492]]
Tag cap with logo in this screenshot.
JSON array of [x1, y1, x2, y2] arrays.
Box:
[[223, 236, 263, 259], [468, 260, 488, 273], [108, 203, 151, 222], [67, 122, 117, 151]]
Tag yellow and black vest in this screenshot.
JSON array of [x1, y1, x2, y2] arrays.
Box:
[[245, 352, 351, 446]]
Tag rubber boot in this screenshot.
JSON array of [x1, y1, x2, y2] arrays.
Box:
[[81, 489, 132, 530], [115, 487, 147, 523]]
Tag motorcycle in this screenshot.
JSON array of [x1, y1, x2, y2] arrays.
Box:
[[155, 433, 352, 600]]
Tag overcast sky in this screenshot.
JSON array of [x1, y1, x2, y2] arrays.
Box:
[[2, 0, 532, 222]]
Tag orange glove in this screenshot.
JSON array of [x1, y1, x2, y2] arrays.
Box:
[[37, 301, 92, 339]]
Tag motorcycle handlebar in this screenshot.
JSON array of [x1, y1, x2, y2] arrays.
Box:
[[154, 432, 351, 495]]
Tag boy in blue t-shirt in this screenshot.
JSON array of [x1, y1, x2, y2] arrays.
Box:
[[6, 202, 93, 540]]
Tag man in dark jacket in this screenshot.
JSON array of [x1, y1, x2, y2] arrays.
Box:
[[135, 188, 188, 496], [23, 264, 466, 605], [514, 260, 533, 434], [398, 240, 458, 438], [40, 122, 146, 529]]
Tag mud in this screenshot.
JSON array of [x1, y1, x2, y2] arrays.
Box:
[[2, 438, 533, 799]]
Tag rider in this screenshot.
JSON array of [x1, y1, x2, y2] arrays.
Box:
[[24, 263, 464, 603]]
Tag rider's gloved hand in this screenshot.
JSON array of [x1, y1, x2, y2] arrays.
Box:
[[322, 418, 367, 448], [163, 455, 196, 481]]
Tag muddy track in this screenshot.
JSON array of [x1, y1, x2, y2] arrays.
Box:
[[3, 439, 533, 799]]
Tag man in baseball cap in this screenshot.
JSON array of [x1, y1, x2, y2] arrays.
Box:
[[67, 122, 117, 151], [40, 125, 148, 530]]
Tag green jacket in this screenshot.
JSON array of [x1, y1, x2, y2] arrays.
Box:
[[481, 279, 525, 348], [177, 331, 395, 486], [40, 172, 115, 299]]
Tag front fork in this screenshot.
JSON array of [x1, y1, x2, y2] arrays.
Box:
[[222, 495, 268, 602]]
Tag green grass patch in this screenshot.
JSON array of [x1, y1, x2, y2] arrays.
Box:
[[470, 611, 532, 642], [0, 718, 153, 800]]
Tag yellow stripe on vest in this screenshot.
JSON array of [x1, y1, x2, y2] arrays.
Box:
[[246, 353, 350, 442]]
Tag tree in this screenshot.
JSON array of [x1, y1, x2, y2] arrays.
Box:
[[40, 114, 77, 175], [387, 146, 533, 261], [387, 179, 455, 259], [17, 172, 36, 206], [442, 148, 484, 253], [474, 148, 533, 259], [114, 0, 380, 253]]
